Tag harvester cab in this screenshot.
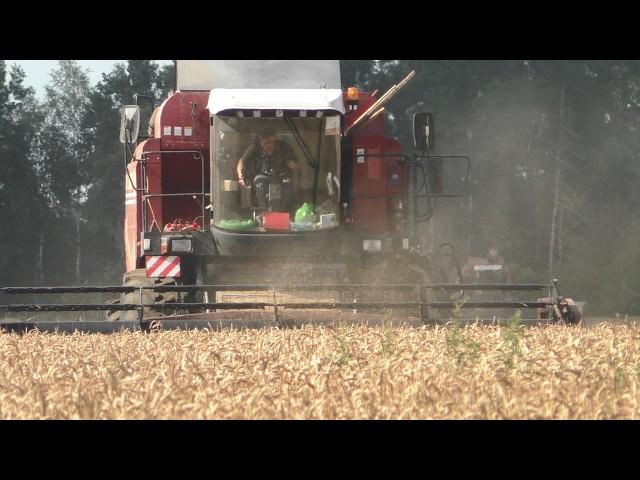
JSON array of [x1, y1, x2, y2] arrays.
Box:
[[0, 60, 583, 333], [209, 89, 343, 233]]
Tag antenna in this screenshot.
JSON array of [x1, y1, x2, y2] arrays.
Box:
[[173, 60, 177, 91]]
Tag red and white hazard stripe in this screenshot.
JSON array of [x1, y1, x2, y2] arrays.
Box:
[[145, 256, 181, 278]]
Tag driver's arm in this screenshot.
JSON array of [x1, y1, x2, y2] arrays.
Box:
[[282, 141, 297, 170], [238, 144, 256, 187], [237, 158, 246, 186]]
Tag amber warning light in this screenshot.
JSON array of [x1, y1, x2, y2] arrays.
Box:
[[347, 87, 359, 101]]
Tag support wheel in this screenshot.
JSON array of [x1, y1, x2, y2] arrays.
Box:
[[561, 300, 583, 326]]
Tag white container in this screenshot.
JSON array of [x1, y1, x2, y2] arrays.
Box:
[[320, 213, 336, 228]]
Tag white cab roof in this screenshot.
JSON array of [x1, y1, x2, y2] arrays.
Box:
[[207, 88, 346, 115]]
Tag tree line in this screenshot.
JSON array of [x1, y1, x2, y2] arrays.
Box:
[[0, 60, 173, 287], [1, 60, 638, 315]]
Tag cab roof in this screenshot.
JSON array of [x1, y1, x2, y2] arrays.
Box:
[[207, 88, 346, 115]]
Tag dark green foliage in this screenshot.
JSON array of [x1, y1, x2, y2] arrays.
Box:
[[0, 60, 169, 286], [0, 62, 46, 285], [80, 61, 171, 284]]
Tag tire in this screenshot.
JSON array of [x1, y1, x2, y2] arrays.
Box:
[[111, 269, 179, 321], [563, 302, 583, 326]]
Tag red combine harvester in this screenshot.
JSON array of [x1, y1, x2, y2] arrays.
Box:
[[0, 60, 581, 332]]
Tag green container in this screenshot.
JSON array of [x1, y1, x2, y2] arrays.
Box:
[[218, 219, 257, 230]]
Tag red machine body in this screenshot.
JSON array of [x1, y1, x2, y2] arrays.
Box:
[[124, 88, 407, 272], [343, 91, 406, 233], [125, 91, 211, 271]]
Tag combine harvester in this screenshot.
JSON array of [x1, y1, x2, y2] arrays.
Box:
[[0, 60, 582, 333]]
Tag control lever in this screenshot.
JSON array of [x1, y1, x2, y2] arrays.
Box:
[[327, 172, 334, 196]]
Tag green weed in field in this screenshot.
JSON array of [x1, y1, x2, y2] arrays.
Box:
[[446, 298, 479, 366], [380, 310, 395, 356], [502, 310, 523, 370], [334, 322, 351, 366]]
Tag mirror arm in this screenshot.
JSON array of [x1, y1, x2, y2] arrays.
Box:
[[133, 94, 155, 140]]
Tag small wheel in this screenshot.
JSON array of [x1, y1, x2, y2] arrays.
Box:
[[562, 302, 583, 326]]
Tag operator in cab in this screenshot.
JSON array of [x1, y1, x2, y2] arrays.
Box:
[[236, 127, 298, 212]]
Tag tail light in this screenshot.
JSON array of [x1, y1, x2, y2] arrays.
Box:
[[160, 235, 193, 254], [171, 238, 193, 253]]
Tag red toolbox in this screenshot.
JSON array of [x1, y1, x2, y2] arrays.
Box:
[[263, 212, 290, 231]]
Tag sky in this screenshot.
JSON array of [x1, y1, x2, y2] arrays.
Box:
[[6, 60, 171, 98]]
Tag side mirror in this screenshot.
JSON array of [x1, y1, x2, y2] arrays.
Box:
[[426, 155, 471, 198], [413, 112, 435, 152], [119, 105, 140, 144]]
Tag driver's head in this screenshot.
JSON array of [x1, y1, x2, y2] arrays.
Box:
[[258, 127, 276, 155]]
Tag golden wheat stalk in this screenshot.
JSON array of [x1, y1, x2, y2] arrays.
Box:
[[0, 324, 638, 419]]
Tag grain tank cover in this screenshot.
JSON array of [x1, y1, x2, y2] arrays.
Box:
[[177, 60, 342, 90], [207, 89, 346, 114]]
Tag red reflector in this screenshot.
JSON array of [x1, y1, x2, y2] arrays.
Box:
[[263, 212, 290, 231]]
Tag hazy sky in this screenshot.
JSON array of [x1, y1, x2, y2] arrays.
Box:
[[6, 60, 171, 98]]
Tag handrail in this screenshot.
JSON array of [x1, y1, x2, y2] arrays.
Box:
[[138, 149, 207, 233], [1, 283, 552, 294], [1, 281, 557, 324]]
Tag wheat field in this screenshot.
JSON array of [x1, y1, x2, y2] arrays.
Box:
[[0, 322, 639, 419]]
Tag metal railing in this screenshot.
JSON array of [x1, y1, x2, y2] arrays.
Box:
[[139, 149, 208, 232], [1, 282, 557, 327]]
